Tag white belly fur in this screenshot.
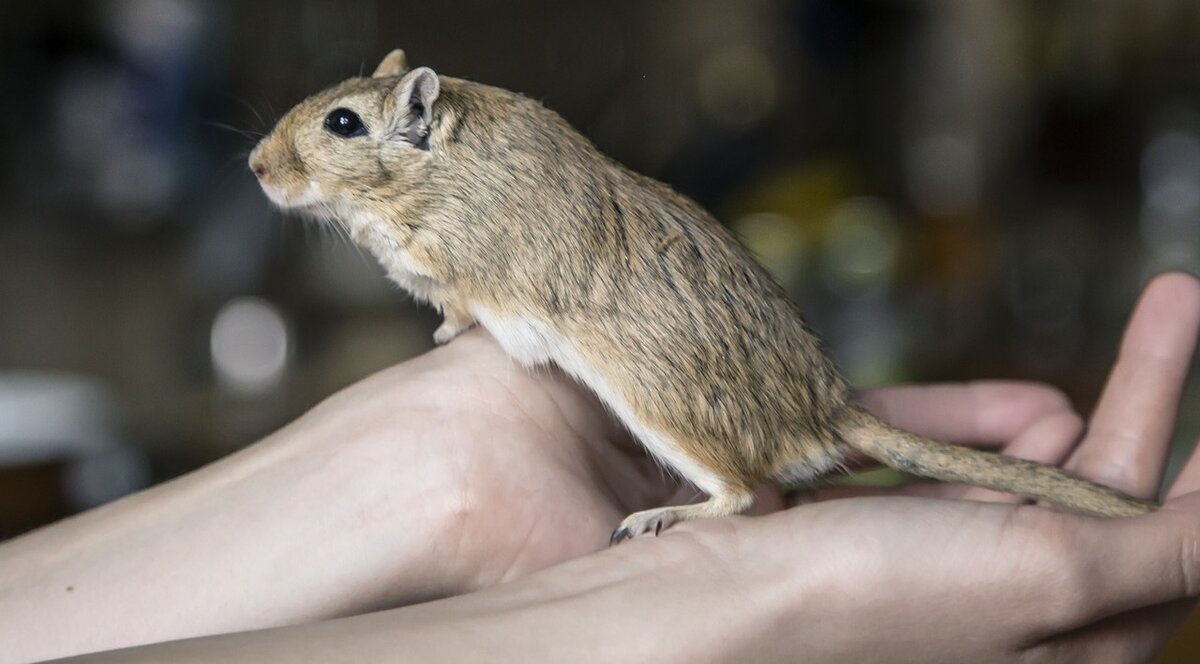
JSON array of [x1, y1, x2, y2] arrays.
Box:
[[353, 215, 449, 309], [469, 305, 727, 497]]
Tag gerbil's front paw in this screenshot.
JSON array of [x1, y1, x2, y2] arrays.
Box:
[[609, 507, 685, 545], [433, 305, 476, 345], [433, 319, 474, 345]]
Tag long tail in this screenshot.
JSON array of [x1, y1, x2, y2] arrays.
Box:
[[837, 408, 1156, 517]]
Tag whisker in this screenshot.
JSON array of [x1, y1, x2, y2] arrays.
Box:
[[201, 120, 264, 143], [208, 156, 254, 192], [219, 93, 272, 134], [261, 92, 278, 124]]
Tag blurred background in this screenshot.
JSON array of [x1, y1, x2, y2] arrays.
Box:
[[1, 0, 1199, 656]]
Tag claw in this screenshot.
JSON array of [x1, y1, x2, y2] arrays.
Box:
[[654, 519, 663, 536], [609, 527, 632, 546]]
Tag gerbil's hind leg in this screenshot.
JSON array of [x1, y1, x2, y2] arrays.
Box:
[[433, 302, 476, 344], [610, 490, 755, 545]]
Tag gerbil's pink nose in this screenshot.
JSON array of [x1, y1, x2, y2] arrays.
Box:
[[248, 150, 267, 179]]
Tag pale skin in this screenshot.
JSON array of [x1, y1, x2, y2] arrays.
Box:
[[1, 273, 1198, 663]]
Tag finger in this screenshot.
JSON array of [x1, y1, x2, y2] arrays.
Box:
[[959, 410, 1084, 504], [1063, 492, 1200, 622], [1070, 272, 1200, 498], [859, 381, 1075, 447]]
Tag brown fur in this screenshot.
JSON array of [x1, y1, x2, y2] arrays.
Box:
[[250, 50, 1154, 541]]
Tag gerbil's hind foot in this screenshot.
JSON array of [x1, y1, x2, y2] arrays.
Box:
[[609, 492, 755, 545]]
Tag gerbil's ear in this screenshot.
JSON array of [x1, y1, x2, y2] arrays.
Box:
[[373, 49, 409, 78], [395, 67, 440, 149]]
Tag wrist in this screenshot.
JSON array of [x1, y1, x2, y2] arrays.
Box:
[[249, 376, 481, 606], [0, 370, 475, 662]]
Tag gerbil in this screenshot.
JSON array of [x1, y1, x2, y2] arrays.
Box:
[[249, 49, 1155, 542]]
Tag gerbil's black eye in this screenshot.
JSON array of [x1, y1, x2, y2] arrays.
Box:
[[324, 108, 367, 138]]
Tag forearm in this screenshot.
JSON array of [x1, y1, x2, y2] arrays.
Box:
[[0, 387, 469, 663], [53, 521, 807, 664]]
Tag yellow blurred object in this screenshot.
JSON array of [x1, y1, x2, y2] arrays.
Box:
[[731, 212, 809, 289], [721, 159, 861, 232]]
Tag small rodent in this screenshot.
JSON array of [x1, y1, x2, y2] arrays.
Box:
[[250, 49, 1155, 542]]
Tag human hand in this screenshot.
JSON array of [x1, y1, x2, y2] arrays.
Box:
[[32, 273, 1197, 664], [11, 268, 1190, 664], [73, 269, 1200, 664]]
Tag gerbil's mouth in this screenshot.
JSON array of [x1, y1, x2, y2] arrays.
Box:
[[257, 180, 329, 212]]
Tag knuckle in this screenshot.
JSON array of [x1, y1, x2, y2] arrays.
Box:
[[984, 380, 1074, 414], [1053, 409, 1086, 435], [1028, 383, 1075, 415], [1015, 513, 1096, 627], [1066, 444, 1142, 493]]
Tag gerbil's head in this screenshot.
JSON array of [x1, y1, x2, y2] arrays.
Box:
[[249, 49, 445, 219]]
